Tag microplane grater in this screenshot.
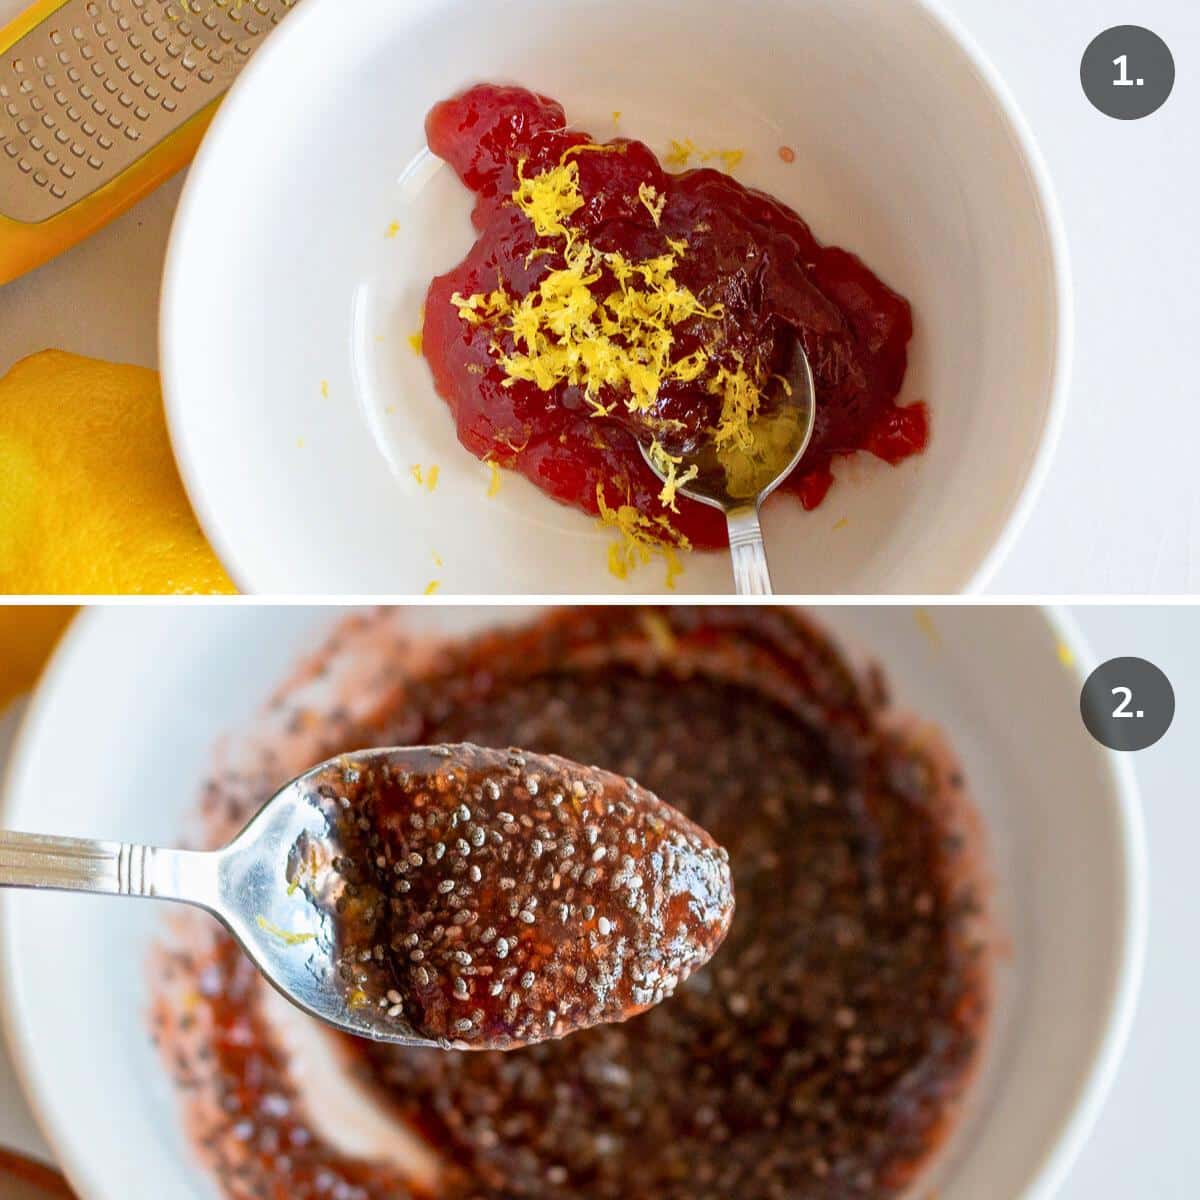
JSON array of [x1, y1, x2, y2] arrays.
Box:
[[0, 0, 296, 282]]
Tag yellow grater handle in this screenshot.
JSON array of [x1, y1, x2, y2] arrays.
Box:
[[0, 0, 257, 285]]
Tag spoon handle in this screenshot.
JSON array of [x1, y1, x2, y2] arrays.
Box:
[[726, 505, 773, 595], [0, 831, 216, 907]]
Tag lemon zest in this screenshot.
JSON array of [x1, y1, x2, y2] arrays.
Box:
[[667, 140, 744, 172], [410, 464, 439, 491], [596, 483, 689, 588], [513, 157, 584, 241], [639, 610, 678, 655], [708, 356, 763, 452], [646, 438, 698, 512], [424, 580, 441, 595], [664, 138, 696, 168], [487, 460, 502, 497], [560, 141, 627, 164], [255, 915, 314, 946], [638, 181, 666, 228]]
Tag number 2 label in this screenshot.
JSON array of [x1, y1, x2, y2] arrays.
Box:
[[1112, 686, 1137, 718]]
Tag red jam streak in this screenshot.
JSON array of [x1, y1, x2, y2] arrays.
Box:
[[422, 85, 926, 548]]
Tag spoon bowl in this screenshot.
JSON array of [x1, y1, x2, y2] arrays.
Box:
[[638, 339, 816, 593], [0, 750, 432, 1045]]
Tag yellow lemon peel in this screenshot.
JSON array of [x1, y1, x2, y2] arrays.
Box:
[[255, 915, 314, 946], [0, 351, 234, 595], [596, 483, 689, 588]]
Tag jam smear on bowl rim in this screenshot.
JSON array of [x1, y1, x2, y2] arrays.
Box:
[[421, 85, 926, 556]]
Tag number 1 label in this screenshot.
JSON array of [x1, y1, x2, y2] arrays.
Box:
[[1113, 54, 1143, 87]]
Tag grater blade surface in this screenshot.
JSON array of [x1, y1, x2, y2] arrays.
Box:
[[1, 0, 296, 223]]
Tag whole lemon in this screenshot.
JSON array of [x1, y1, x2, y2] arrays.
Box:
[[0, 605, 75, 710], [0, 350, 235, 594]]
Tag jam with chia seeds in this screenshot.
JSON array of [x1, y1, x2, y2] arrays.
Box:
[[153, 607, 988, 1200], [308, 743, 733, 1049], [422, 86, 925, 550]]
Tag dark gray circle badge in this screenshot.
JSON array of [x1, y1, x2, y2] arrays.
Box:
[[1081, 27, 1174, 119], [1080, 657, 1174, 751]]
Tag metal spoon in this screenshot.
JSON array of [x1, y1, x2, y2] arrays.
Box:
[[0, 744, 732, 1048], [639, 340, 816, 594]]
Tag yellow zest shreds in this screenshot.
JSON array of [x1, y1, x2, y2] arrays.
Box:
[[410, 464, 440, 491], [408, 303, 425, 354], [458, 234, 722, 415], [255, 915, 314, 946], [699, 147, 744, 172], [347, 988, 370, 1009], [424, 580, 441, 595], [914, 608, 942, 649], [647, 438, 698, 512], [638, 610, 679, 655], [832, 516, 849, 531], [432, 551, 444, 567], [596, 483, 690, 588], [665, 139, 744, 172], [385, 220, 400, 239], [665, 138, 696, 167], [524, 245, 556, 268], [288, 846, 320, 895], [320, 379, 329, 398], [513, 158, 584, 241], [612, 111, 621, 125], [638, 181, 666, 227], [1056, 641, 1075, 669], [451, 289, 511, 326], [560, 142, 627, 164], [487, 459, 502, 497], [708, 357, 763, 451]]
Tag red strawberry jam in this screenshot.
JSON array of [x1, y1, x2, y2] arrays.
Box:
[[421, 85, 925, 549], [306, 743, 733, 1050]]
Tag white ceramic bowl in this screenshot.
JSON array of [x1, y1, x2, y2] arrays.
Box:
[[0, 606, 1143, 1199], [160, 0, 1069, 595]]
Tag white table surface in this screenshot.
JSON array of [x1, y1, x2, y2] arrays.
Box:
[[2, 0, 1198, 595], [0, 604, 1196, 1198]]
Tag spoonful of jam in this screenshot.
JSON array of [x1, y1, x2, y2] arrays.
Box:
[[0, 743, 734, 1049]]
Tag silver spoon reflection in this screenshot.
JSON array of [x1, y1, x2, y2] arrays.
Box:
[[638, 340, 816, 594]]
